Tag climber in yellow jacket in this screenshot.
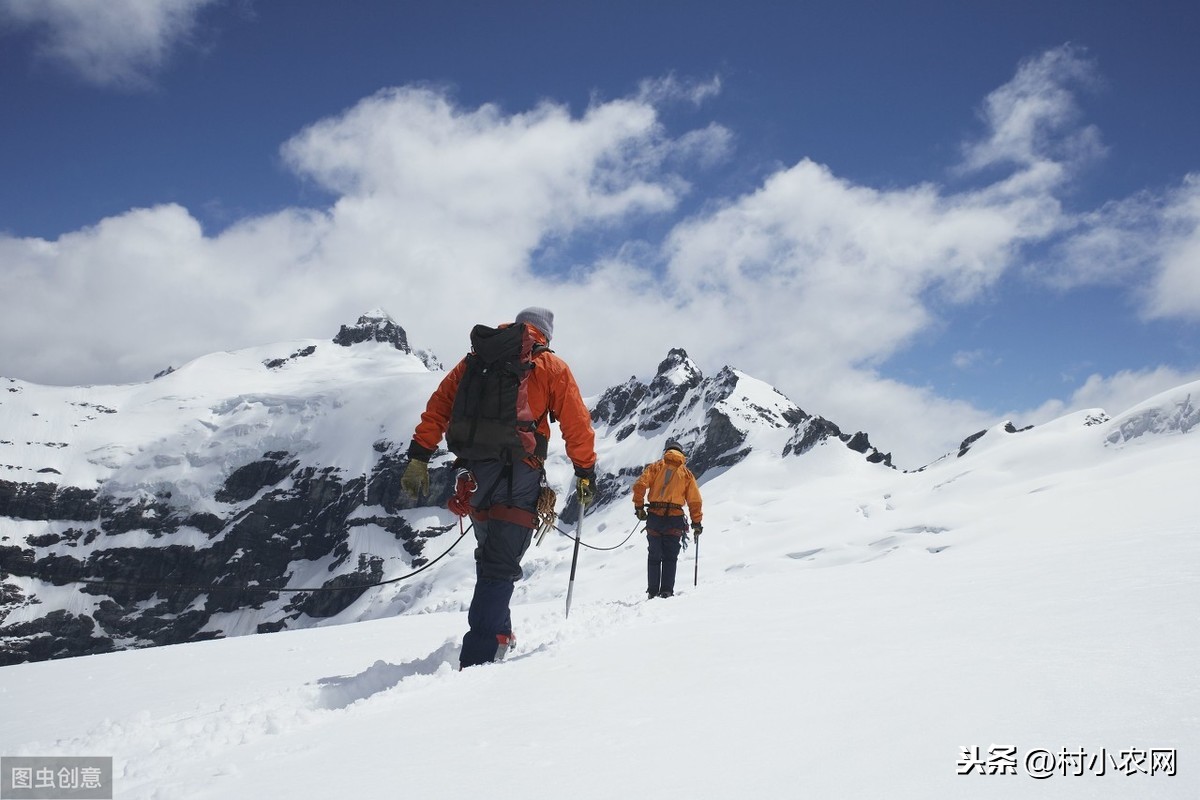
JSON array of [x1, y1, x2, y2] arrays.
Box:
[[632, 438, 703, 598]]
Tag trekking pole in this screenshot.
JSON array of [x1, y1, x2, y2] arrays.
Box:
[[565, 488, 587, 618], [693, 532, 700, 587]]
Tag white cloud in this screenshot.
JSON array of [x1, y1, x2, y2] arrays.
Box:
[[636, 74, 723, 107], [0, 0, 219, 89], [1025, 366, 1200, 424], [960, 44, 1105, 181], [281, 87, 691, 240], [952, 350, 987, 370], [663, 159, 1058, 375], [1045, 191, 1162, 288], [1042, 173, 1200, 321], [0, 86, 719, 391], [0, 50, 1191, 469], [1141, 175, 1200, 321]]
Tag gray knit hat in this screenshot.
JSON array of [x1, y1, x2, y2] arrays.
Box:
[[664, 438, 685, 455], [515, 307, 554, 341]]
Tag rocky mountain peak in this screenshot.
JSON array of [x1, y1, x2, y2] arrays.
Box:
[[652, 348, 703, 391], [332, 310, 442, 370], [333, 309, 411, 352]]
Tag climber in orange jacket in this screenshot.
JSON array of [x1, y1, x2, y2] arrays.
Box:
[[401, 307, 597, 668], [407, 325, 597, 475], [632, 438, 702, 598]]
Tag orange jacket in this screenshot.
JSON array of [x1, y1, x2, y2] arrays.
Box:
[[633, 449, 702, 524], [411, 326, 597, 470]]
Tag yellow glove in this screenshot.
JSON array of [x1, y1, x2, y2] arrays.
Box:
[[401, 458, 430, 500], [577, 478, 595, 507], [575, 466, 596, 507]]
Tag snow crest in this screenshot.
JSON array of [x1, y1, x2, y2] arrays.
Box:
[[1106, 382, 1200, 445]]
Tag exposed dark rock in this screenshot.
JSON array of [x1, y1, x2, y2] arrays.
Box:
[[0, 442, 457, 665], [782, 418, 893, 467], [688, 408, 749, 476], [264, 345, 317, 370], [185, 512, 225, 537], [0, 610, 114, 666], [289, 554, 384, 618], [0, 480, 103, 522], [101, 496, 180, 538], [256, 618, 292, 634], [957, 429, 988, 458], [215, 452, 300, 504], [783, 417, 843, 457], [334, 312, 411, 351], [592, 378, 650, 427], [847, 432, 893, 466]]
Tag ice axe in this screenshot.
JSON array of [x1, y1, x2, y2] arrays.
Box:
[[693, 530, 701, 586], [564, 479, 590, 618]]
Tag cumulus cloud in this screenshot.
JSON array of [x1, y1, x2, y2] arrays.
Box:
[[0, 0, 219, 88], [645, 46, 1096, 458], [281, 87, 692, 244], [662, 159, 1059, 375], [0, 85, 722, 392], [0, 47, 1192, 467]]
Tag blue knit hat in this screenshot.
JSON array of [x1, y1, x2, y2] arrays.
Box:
[[664, 438, 685, 455], [515, 307, 554, 341]]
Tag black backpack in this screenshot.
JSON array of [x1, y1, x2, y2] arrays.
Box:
[[446, 323, 551, 462]]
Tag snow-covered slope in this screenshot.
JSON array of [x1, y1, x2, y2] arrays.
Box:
[[0, 376, 1196, 799], [0, 312, 456, 662], [1106, 381, 1198, 444]]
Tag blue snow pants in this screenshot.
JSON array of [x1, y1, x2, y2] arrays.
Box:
[[646, 512, 685, 596], [459, 459, 540, 669]]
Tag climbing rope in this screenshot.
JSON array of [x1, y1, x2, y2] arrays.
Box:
[[550, 518, 642, 552]]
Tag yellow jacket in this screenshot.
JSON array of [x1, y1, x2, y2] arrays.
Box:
[[632, 449, 702, 524]]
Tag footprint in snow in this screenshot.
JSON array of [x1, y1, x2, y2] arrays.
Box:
[[313, 638, 459, 710]]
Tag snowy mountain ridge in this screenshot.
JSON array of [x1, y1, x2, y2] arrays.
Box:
[[1, 311, 1197, 669], [0, 312, 891, 665]]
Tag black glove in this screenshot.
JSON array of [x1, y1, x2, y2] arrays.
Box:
[[575, 464, 596, 507], [635, 505, 647, 521], [406, 440, 435, 462], [681, 531, 689, 552], [691, 522, 702, 536]]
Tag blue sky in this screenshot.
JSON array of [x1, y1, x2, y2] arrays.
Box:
[[1, 0, 1198, 466]]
